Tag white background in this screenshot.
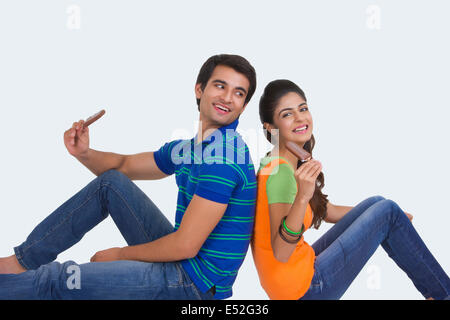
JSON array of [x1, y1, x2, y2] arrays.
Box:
[[0, 1, 449, 300]]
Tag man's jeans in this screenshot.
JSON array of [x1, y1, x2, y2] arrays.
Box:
[[0, 169, 213, 300], [300, 196, 450, 300]]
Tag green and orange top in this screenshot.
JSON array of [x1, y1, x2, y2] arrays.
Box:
[[251, 156, 316, 300]]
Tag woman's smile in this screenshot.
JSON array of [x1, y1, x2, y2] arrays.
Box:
[[292, 124, 309, 134]]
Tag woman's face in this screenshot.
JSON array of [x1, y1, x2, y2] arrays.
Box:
[[268, 91, 313, 146]]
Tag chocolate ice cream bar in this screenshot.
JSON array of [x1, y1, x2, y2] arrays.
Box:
[[83, 109, 106, 128], [286, 141, 312, 162]]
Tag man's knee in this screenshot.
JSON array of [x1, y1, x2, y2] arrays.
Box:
[[99, 169, 129, 184]]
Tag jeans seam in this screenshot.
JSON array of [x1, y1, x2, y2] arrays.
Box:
[[20, 184, 104, 257], [326, 218, 381, 283], [189, 282, 203, 300], [14, 246, 31, 270], [168, 263, 185, 288], [101, 181, 153, 242], [387, 208, 448, 299]]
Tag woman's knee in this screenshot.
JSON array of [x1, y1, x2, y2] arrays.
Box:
[[382, 199, 403, 216], [381, 199, 402, 210], [363, 195, 385, 207], [372, 199, 404, 223], [370, 195, 385, 202]]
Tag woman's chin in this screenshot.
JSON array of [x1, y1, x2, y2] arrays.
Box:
[[286, 134, 311, 145]]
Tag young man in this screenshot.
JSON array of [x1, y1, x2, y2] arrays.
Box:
[[0, 54, 257, 300]]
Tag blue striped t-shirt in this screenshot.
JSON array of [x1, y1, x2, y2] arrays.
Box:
[[153, 118, 257, 299]]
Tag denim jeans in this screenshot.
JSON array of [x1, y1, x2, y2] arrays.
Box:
[[0, 169, 213, 300], [300, 196, 450, 300]]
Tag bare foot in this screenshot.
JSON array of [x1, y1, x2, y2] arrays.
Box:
[[426, 297, 434, 300], [0, 255, 26, 274]]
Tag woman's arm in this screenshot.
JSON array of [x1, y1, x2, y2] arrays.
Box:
[[269, 198, 309, 263], [269, 201, 354, 262], [325, 201, 413, 223], [268, 160, 323, 263], [324, 202, 354, 224]]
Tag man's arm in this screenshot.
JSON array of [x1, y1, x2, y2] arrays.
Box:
[[76, 149, 168, 180], [91, 195, 227, 262], [65, 119, 168, 180]]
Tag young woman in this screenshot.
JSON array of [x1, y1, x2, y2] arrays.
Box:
[[251, 79, 450, 300]]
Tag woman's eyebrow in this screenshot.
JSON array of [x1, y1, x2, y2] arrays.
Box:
[[278, 103, 307, 116], [278, 107, 293, 116]]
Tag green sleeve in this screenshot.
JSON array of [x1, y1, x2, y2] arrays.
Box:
[[266, 163, 297, 204]]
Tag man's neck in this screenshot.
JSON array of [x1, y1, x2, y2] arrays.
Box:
[[196, 120, 220, 144]]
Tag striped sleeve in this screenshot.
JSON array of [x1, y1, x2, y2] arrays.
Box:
[[194, 162, 241, 204], [153, 139, 183, 176]]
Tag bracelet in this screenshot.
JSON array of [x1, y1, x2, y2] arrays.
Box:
[[282, 216, 304, 236], [278, 223, 302, 244]]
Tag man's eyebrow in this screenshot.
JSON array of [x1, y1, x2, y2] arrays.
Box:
[[212, 79, 248, 95], [278, 103, 307, 116]]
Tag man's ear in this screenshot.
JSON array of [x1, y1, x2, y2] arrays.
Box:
[[195, 83, 203, 100]]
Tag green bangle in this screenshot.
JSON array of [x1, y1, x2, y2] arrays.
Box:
[[282, 216, 304, 236]]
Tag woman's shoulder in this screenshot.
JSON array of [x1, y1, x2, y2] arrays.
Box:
[[258, 155, 295, 176]]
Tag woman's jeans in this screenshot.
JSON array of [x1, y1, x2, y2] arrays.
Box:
[[300, 196, 450, 300], [0, 169, 213, 300]]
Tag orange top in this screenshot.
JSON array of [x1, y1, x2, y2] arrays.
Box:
[[251, 157, 316, 300]]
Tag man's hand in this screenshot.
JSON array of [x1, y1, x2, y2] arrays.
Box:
[[64, 119, 90, 158], [118, 195, 228, 263], [90, 247, 123, 262]]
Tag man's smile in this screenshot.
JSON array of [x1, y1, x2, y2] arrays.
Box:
[[213, 102, 231, 114]]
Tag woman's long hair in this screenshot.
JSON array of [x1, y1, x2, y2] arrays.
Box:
[[259, 79, 328, 229]]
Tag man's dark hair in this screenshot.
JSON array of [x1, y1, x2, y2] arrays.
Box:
[[195, 54, 257, 110]]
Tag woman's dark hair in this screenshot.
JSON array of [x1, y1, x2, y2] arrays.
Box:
[[259, 79, 328, 229], [195, 54, 257, 110]]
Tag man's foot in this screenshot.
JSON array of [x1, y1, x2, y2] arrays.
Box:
[[0, 255, 26, 274]]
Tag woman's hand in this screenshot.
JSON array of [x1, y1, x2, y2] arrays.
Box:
[[293, 159, 322, 203], [404, 211, 413, 221]]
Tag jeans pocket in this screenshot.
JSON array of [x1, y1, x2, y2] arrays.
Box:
[[300, 269, 323, 300], [310, 269, 323, 291], [168, 262, 185, 288], [176, 264, 214, 300]]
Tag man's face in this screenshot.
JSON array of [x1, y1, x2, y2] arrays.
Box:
[[195, 65, 250, 128]]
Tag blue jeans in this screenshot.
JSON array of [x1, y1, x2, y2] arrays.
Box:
[[0, 169, 213, 300], [300, 196, 450, 300]]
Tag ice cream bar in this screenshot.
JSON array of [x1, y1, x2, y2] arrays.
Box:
[[83, 109, 105, 128], [286, 141, 312, 162]]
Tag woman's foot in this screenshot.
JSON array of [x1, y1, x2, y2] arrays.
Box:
[[0, 255, 26, 274]]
